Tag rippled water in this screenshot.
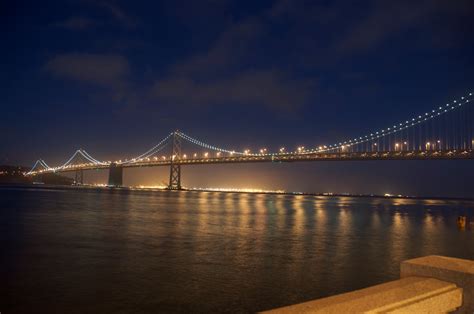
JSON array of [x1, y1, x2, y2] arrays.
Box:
[[1, 186, 473, 313]]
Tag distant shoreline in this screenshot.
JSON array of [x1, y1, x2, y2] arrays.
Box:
[[1, 183, 473, 202]]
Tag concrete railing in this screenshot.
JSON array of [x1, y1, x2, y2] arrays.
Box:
[[264, 255, 473, 313]]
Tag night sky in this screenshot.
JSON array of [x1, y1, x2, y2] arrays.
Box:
[[2, 0, 474, 196]]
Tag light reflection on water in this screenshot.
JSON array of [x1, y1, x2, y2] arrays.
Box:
[[1, 187, 473, 313]]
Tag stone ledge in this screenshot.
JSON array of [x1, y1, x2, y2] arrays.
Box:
[[263, 276, 462, 313], [401, 255, 474, 313]]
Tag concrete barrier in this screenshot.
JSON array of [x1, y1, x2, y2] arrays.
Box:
[[401, 255, 473, 313], [263, 255, 473, 313]]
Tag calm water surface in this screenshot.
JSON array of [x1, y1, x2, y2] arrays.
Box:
[[1, 186, 473, 313]]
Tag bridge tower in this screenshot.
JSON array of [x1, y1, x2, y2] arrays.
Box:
[[74, 169, 84, 185], [168, 131, 182, 190]]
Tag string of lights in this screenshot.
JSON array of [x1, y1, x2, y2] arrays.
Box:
[[27, 91, 473, 175], [80, 150, 106, 165], [27, 159, 51, 174], [123, 133, 173, 163], [177, 131, 246, 155], [59, 149, 102, 169], [318, 92, 473, 153], [39, 159, 50, 169]]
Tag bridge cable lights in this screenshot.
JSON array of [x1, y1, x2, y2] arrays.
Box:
[[124, 132, 173, 164], [26, 90, 474, 172], [59, 149, 103, 169], [176, 131, 247, 155], [321, 91, 473, 153], [27, 159, 51, 175]]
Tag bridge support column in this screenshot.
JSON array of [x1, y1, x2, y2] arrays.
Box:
[[108, 163, 123, 187], [74, 169, 83, 185], [33, 174, 43, 184], [168, 131, 182, 190]]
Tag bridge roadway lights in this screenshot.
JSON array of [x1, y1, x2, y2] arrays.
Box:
[[108, 163, 123, 187]]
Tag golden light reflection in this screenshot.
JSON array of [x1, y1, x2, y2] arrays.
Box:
[[392, 198, 417, 206], [251, 194, 267, 247], [335, 207, 352, 251], [188, 187, 285, 193], [196, 192, 212, 233], [238, 193, 251, 228], [224, 191, 235, 209], [420, 211, 438, 256], [291, 196, 305, 235], [371, 210, 381, 228], [313, 198, 328, 259], [389, 211, 409, 262], [255, 193, 267, 214], [275, 194, 287, 230], [288, 195, 306, 271]]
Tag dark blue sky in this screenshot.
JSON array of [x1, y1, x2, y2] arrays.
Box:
[[2, 0, 474, 196]]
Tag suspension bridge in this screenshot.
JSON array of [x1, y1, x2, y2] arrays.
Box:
[[27, 92, 474, 189]]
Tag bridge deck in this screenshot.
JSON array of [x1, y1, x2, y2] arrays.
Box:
[[32, 150, 474, 174]]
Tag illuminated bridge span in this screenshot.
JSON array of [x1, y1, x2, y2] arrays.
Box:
[[28, 91, 474, 189]]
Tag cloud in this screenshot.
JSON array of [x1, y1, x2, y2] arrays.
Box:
[[77, 0, 137, 27], [148, 4, 314, 113], [99, 1, 137, 27], [56, 17, 95, 30], [335, 0, 474, 54], [45, 53, 129, 87], [171, 18, 265, 77], [151, 70, 314, 111]]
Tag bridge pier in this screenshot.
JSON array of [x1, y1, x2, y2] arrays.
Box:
[[108, 163, 123, 187], [168, 131, 182, 190], [168, 163, 181, 190], [33, 174, 43, 184]]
